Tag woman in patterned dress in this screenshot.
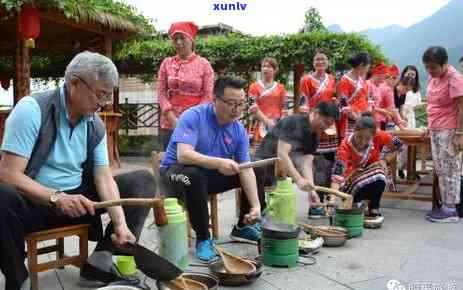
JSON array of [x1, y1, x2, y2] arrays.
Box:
[[157, 21, 214, 149], [332, 112, 403, 226], [299, 51, 338, 218], [248, 57, 288, 151], [337, 53, 371, 138]]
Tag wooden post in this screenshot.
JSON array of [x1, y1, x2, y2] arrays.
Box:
[[99, 36, 121, 168], [103, 36, 112, 58], [113, 86, 119, 113], [15, 12, 31, 104], [101, 36, 113, 112], [293, 64, 305, 112]]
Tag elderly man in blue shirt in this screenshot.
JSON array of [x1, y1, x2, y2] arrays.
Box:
[[160, 76, 261, 262], [0, 51, 156, 290]]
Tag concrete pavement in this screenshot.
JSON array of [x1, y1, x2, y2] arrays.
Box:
[[2, 157, 462, 290]]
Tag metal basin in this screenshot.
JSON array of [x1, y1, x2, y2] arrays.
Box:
[[304, 225, 348, 247], [363, 216, 384, 229]]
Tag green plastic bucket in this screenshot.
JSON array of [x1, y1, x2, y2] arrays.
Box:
[[334, 205, 364, 238], [261, 236, 299, 267]]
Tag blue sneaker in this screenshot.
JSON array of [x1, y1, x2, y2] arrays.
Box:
[[229, 224, 261, 244], [308, 207, 326, 219], [253, 222, 262, 232], [195, 238, 218, 263]]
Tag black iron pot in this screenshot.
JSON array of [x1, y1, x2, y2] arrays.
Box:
[[261, 217, 300, 239], [208, 258, 262, 286]]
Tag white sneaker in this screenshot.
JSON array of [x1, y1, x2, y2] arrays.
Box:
[[364, 214, 384, 229]]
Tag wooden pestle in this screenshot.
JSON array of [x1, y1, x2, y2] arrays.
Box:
[[312, 186, 353, 210], [94, 198, 168, 226], [238, 157, 279, 171], [300, 223, 347, 237]]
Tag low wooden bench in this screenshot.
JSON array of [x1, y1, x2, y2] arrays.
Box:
[[25, 224, 89, 290]]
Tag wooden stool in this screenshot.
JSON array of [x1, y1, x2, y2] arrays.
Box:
[[186, 194, 219, 245], [25, 224, 89, 290]]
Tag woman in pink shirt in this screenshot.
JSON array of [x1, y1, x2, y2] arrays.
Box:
[[157, 21, 214, 149], [423, 46, 463, 222], [383, 65, 407, 130]]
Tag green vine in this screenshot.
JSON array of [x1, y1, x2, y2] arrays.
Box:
[[0, 30, 386, 82], [115, 31, 386, 77]]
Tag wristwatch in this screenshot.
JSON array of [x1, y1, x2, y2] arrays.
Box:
[[49, 190, 63, 206]]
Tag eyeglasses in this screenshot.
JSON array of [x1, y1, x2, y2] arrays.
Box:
[[74, 74, 113, 104], [216, 95, 246, 109]]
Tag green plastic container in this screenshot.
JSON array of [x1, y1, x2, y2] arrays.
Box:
[[266, 178, 297, 225], [158, 198, 188, 270], [334, 205, 364, 238], [115, 256, 136, 276], [261, 236, 299, 267]]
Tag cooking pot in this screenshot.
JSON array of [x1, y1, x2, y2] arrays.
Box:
[[261, 217, 300, 239], [208, 258, 262, 286]]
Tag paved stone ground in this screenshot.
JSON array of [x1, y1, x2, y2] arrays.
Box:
[[2, 157, 463, 290]]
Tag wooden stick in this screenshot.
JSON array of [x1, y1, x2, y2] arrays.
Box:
[[238, 157, 279, 170], [300, 223, 347, 237], [94, 198, 163, 209], [312, 186, 353, 209], [313, 186, 350, 199], [94, 198, 168, 226]]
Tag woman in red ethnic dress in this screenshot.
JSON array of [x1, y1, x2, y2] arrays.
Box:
[[332, 112, 403, 227], [248, 57, 288, 151], [299, 51, 338, 218], [337, 52, 371, 138]]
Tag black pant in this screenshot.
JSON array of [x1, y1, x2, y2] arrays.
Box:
[[0, 169, 156, 290], [313, 152, 336, 202], [161, 165, 266, 241], [353, 180, 386, 210]]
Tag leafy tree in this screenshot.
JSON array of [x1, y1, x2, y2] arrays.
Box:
[[302, 6, 326, 33]]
